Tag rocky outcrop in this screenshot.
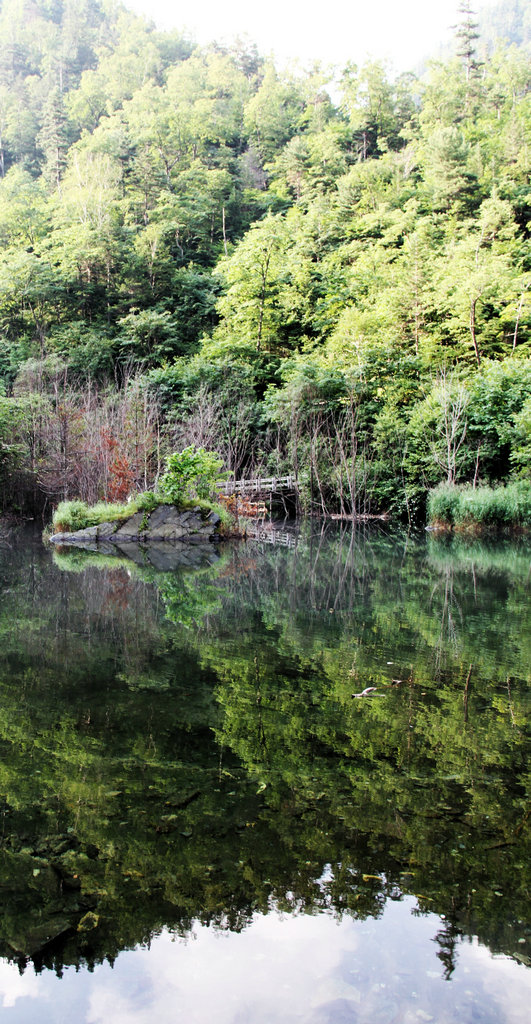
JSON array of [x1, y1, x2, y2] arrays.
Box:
[[50, 505, 221, 547]]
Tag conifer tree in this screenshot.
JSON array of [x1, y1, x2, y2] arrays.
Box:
[[455, 1, 481, 83], [37, 86, 68, 190], [455, 0, 484, 119]]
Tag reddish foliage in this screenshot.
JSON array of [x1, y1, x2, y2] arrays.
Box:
[[108, 453, 134, 502], [100, 427, 117, 453], [217, 493, 268, 519]]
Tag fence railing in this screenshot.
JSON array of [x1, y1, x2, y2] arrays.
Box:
[[217, 475, 298, 495]]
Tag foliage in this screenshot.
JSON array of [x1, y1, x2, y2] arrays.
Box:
[[428, 480, 531, 530], [208, 498, 236, 529], [52, 490, 175, 532], [159, 446, 227, 504], [0, 1, 530, 521], [466, 359, 531, 481], [510, 395, 531, 477], [134, 490, 164, 513]]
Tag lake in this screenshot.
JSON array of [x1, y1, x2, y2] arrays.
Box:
[[0, 522, 529, 1023]]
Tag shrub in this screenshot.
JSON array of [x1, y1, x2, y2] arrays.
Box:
[[454, 482, 531, 529], [85, 501, 132, 522], [453, 486, 498, 528], [159, 446, 228, 505], [502, 480, 531, 527], [208, 500, 233, 529], [135, 490, 163, 513]]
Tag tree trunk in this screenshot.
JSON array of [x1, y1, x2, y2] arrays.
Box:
[[469, 298, 481, 367]]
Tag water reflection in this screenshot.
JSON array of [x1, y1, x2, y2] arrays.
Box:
[[0, 523, 528, 1013], [0, 908, 529, 1024]]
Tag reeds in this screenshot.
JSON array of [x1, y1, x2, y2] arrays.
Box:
[[428, 481, 531, 531]]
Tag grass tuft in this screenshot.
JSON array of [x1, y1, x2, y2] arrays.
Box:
[[427, 480, 531, 532]]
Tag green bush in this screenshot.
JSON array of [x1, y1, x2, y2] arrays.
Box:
[[135, 490, 164, 513], [86, 501, 133, 522], [159, 446, 227, 505], [454, 483, 531, 528], [503, 480, 531, 527], [208, 500, 233, 529], [453, 486, 498, 527]]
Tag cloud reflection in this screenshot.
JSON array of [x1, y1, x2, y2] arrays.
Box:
[[87, 913, 357, 1024], [1, 903, 529, 1023], [0, 960, 41, 1009]]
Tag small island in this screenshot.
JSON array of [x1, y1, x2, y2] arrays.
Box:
[[47, 446, 234, 547], [49, 503, 222, 546]]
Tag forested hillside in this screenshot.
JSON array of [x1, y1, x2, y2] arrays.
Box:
[[0, 0, 529, 519]]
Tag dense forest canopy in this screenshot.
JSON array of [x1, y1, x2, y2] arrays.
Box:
[[0, 0, 529, 519]]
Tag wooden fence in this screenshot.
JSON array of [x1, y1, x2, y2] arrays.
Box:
[[217, 475, 298, 496]]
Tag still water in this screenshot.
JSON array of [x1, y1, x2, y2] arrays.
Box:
[[0, 522, 529, 1022]]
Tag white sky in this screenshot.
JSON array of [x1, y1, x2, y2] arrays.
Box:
[[124, 0, 494, 72]]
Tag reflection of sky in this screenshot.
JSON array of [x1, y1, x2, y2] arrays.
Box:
[[0, 900, 529, 1023]]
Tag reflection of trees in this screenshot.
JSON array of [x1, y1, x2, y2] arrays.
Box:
[[429, 563, 464, 668], [0, 526, 528, 974], [201, 525, 530, 972], [434, 913, 461, 980]]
